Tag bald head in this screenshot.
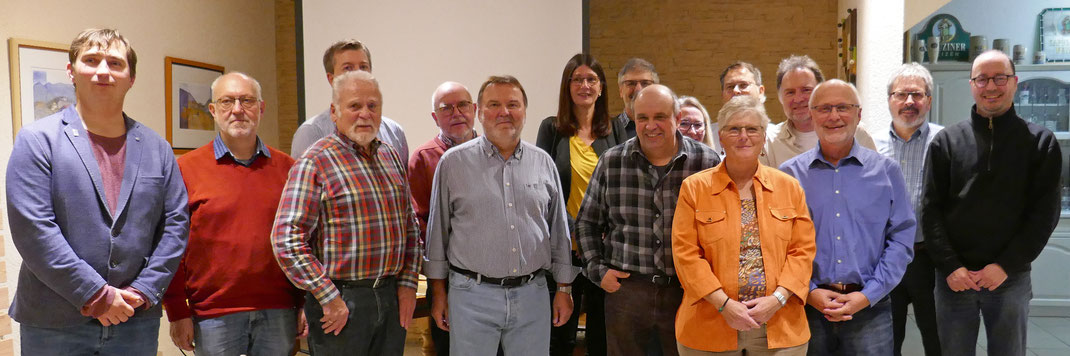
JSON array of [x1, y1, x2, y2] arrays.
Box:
[[212, 72, 262, 100], [971, 50, 1018, 118], [634, 84, 680, 117], [431, 81, 470, 109], [430, 81, 477, 143], [633, 84, 682, 157]]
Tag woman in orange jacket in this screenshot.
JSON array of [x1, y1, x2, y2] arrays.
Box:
[[672, 95, 817, 355]]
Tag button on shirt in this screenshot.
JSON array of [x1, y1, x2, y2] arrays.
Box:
[[576, 133, 720, 285], [780, 142, 915, 303], [272, 132, 421, 305], [211, 133, 271, 166], [872, 122, 943, 243], [423, 137, 576, 284]]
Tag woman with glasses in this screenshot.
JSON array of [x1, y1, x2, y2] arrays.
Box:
[[536, 53, 628, 356], [672, 95, 816, 355], [677, 96, 719, 151]]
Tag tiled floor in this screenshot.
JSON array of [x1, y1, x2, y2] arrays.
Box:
[[400, 315, 1070, 356]]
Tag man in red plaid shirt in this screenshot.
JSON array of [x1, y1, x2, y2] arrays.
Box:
[[271, 70, 421, 356]]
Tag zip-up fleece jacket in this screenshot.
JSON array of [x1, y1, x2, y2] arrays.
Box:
[[922, 105, 1062, 275]]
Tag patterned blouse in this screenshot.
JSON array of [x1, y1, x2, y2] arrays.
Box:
[[737, 198, 766, 301]]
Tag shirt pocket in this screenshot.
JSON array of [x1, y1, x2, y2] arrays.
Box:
[[769, 207, 797, 241], [695, 210, 727, 244]]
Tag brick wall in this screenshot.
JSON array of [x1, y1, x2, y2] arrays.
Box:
[[589, 0, 840, 124], [276, 0, 298, 154]]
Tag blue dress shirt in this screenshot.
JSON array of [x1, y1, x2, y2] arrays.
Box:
[[780, 141, 915, 303]]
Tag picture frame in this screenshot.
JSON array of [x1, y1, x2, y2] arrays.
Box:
[[8, 38, 75, 134], [165, 56, 224, 153]]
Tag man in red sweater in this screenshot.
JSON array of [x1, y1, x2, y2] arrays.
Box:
[[163, 72, 304, 355]]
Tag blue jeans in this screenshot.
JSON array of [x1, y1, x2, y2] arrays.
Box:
[[935, 270, 1031, 356], [806, 296, 894, 356], [304, 278, 406, 356], [22, 316, 160, 355], [193, 308, 298, 356], [448, 270, 551, 356]]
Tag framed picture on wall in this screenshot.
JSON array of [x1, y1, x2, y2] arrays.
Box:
[[7, 38, 76, 134], [165, 56, 223, 153]]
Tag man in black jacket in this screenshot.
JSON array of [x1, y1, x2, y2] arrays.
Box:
[[922, 50, 1062, 356]]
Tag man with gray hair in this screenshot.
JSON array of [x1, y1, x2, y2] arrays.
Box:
[[872, 63, 943, 356], [763, 55, 875, 169], [780, 79, 915, 355], [272, 71, 421, 355], [577, 84, 720, 355], [291, 39, 408, 160], [615, 57, 660, 139], [164, 72, 304, 355]]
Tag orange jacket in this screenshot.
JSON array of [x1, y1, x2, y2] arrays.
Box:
[[672, 162, 816, 351]]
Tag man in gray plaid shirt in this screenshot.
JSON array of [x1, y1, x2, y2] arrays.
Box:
[[576, 84, 720, 356]]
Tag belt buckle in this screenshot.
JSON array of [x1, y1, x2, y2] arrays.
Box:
[[373, 277, 384, 288], [651, 275, 668, 286], [829, 283, 847, 292]]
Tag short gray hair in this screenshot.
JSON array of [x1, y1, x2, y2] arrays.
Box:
[[678, 95, 715, 147], [887, 62, 934, 96], [717, 95, 770, 129], [617, 57, 660, 83], [211, 72, 262, 100], [332, 70, 379, 106]]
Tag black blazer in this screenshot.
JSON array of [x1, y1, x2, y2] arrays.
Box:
[[535, 116, 630, 207]]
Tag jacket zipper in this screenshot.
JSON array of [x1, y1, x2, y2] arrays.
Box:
[[987, 117, 993, 172]]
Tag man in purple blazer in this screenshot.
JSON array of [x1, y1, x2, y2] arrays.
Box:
[[5, 28, 189, 354]]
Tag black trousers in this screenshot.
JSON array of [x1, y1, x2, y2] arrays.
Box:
[[891, 243, 941, 356]]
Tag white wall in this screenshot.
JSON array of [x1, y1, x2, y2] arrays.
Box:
[[302, 0, 583, 147], [840, 0, 905, 136], [0, 1, 278, 354]]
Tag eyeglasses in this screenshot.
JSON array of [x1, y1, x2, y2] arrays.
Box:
[[215, 97, 258, 110], [435, 101, 474, 115], [889, 91, 929, 102], [679, 122, 704, 131], [621, 79, 655, 88], [811, 104, 860, 114], [970, 74, 1015, 88], [723, 81, 754, 92], [570, 76, 600, 86], [723, 125, 763, 137]]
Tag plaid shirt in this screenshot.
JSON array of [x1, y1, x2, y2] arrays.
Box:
[[576, 134, 720, 285], [272, 132, 421, 304]]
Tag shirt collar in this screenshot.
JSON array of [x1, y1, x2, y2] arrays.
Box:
[[440, 131, 477, 148], [212, 134, 271, 163], [478, 135, 523, 159], [807, 139, 864, 168], [333, 130, 382, 157], [887, 120, 931, 142], [627, 131, 690, 164], [708, 160, 776, 194]]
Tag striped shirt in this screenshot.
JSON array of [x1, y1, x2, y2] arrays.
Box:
[[211, 134, 270, 166], [271, 132, 421, 304], [576, 133, 720, 285], [872, 122, 943, 243], [423, 137, 577, 284]]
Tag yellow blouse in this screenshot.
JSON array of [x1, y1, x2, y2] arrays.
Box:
[[566, 135, 599, 218]]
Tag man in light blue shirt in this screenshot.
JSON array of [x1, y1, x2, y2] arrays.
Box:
[[872, 63, 943, 356], [780, 79, 915, 356], [291, 39, 408, 159]]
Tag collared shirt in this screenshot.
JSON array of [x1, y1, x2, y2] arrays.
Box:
[[424, 136, 576, 284], [780, 141, 915, 304], [408, 133, 474, 241], [872, 122, 943, 243], [615, 112, 636, 139], [762, 120, 877, 170], [212, 134, 271, 167], [290, 109, 409, 160], [272, 132, 421, 304], [576, 133, 720, 285]]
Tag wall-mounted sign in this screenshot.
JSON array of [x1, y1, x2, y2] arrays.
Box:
[[1040, 8, 1070, 63], [917, 14, 972, 62]]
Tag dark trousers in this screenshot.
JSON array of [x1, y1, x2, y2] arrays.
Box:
[[604, 276, 682, 356], [891, 243, 941, 356], [935, 270, 1032, 356], [550, 255, 607, 356], [427, 284, 450, 356], [806, 296, 894, 356], [304, 279, 406, 356]]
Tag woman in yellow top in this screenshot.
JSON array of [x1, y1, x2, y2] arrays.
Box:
[[672, 95, 817, 355], [535, 53, 627, 356]]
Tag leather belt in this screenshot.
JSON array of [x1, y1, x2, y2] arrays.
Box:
[[626, 273, 680, 287], [333, 275, 395, 289], [819, 283, 863, 294], [450, 266, 541, 287]]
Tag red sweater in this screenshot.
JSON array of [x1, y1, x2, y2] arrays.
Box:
[[163, 143, 303, 321]]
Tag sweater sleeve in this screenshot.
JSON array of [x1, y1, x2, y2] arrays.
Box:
[[921, 133, 964, 273]]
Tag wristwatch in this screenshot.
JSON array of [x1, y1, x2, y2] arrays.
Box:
[[773, 290, 788, 306], [557, 285, 572, 294]]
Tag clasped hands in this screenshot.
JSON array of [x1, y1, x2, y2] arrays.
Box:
[[946, 264, 1007, 292], [806, 289, 869, 322]]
